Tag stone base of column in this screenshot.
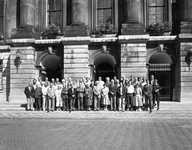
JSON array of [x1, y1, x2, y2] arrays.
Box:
[[11, 27, 39, 39], [121, 22, 145, 35], [180, 20, 192, 34], [65, 25, 89, 37]]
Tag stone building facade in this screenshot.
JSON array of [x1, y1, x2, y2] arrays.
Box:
[[0, 0, 192, 103]]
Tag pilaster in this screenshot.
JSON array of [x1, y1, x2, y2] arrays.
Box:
[[119, 35, 149, 78], [178, 34, 192, 103], [7, 39, 36, 103], [62, 37, 90, 80]]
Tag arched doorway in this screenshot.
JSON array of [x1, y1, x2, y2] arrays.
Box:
[[94, 53, 116, 82], [148, 52, 173, 101], [41, 54, 61, 81]]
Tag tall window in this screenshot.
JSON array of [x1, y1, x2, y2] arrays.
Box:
[[97, 0, 113, 25], [148, 0, 167, 24], [47, 0, 62, 29], [0, 0, 4, 34]]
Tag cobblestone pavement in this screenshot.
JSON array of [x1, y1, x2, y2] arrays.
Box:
[[0, 110, 192, 150]]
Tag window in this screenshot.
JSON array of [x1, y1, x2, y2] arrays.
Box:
[[97, 0, 112, 25], [47, 0, 62, 30], [148, 0, 168, 24], [91, 0, 118, 31], [0, 0, 4, 34]]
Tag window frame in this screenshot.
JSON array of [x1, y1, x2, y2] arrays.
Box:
[[90, 0, 118, 33], [146, 0, 169, 26], [0, 0, 4, 36], [46, 0, 67, 33]]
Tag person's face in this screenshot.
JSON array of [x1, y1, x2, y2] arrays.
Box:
[[150, 75, 154, 80], [111, 80, 114, 85], [98, 77, 101, 81], [33, 79, 37, 84]]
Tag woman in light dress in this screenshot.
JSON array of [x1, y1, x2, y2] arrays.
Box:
[[101, 84, 110, 110], [55, 85, 62, 111], [133, 84, 143, 111]]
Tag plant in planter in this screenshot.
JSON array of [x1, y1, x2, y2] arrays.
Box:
[[91, 21, 117, 38], [40, 23, 60, 39], [146, 22, 172, 36]]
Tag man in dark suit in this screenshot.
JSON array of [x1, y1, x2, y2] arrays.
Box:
[[143, 79, 153, 113], [24, 82, 35, 111], [68, 83, 77, 112]]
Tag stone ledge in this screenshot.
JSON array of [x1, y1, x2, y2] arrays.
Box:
[[35, 39, 61, 44], [148, 35, 177, 42]]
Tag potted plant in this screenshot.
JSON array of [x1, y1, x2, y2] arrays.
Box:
[[91, 21, 117, 38], [40, 23, 60, 39], [146, 22, 172, 36]]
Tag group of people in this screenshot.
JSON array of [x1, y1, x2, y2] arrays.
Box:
[[24, 75, 161, 113]]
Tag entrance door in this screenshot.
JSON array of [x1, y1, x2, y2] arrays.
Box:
[[149, 64, 173, 101], [95, 63, 114, 82], [149, 52, 173, 101]]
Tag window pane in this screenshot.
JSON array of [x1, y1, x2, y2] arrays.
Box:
[[97, 9, 111, 25], [97, 0, 111, 8], [48, 0, 62, 28], [156, 0, 164, 6], [157, 15, 163, 22], [97, 0, 112, 25], [0, 1, 3, 16], [157, 7, 163, 15], [149, 7, 156, 14], [0, 17, 3, 32], [149, 0, 156, 6]]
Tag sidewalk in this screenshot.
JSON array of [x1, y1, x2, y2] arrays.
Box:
[[0, 109, 192, 119]]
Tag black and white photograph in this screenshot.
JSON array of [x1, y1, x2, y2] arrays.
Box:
[[0, 0, 192, 150]]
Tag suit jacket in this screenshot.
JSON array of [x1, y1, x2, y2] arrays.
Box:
[[24, 86, 35, 98], [68, 87, 77, 100], [109, 84, 117, 96], [116, 86, 126, 98], [34, 87, 42, 99], [143, 84, 153, 97]]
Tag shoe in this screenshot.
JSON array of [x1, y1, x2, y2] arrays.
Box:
[[157, 107, 159, 111], [149, 110, 152, 113]]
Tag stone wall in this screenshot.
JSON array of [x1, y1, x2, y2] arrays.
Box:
[[63, 45, 89, 80], [179, 34, 192, 103], [119, 35, 149, 78], [0, 46, 10, 102], [9, 46, 36, 103]]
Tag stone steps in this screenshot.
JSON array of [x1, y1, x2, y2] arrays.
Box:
[[0, 101, 192, 111], [0, 102, 26, 111]]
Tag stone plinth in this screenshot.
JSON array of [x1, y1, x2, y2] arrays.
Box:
[[121, 23, 145, 35], [178, 34, 192, 103], [65, 25, 89, 37]]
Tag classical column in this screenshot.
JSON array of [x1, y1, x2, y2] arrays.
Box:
[[65, 0, 89, 37], [11, 0, 38, 38], [180, 0, 192, 34], [20, 0, 35, 27], [121, 0, 145, 35]]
